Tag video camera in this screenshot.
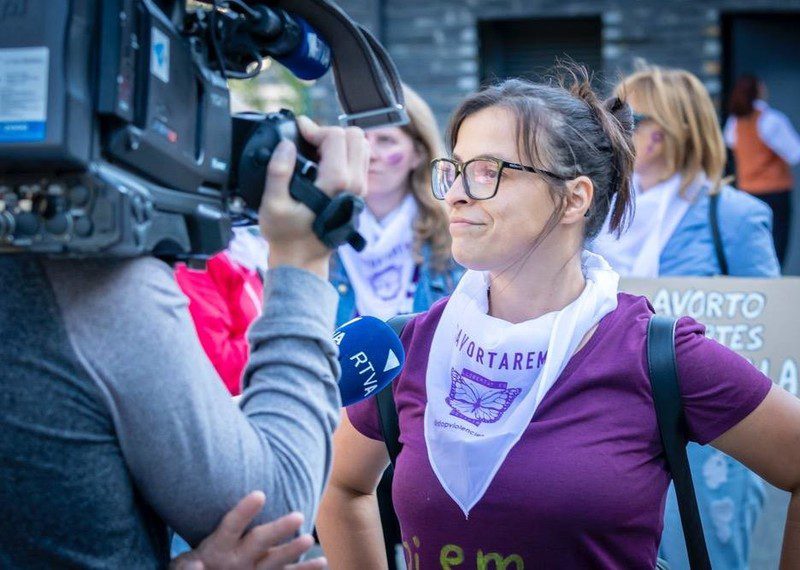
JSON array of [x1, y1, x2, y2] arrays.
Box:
[[0, 0, 407, 261]]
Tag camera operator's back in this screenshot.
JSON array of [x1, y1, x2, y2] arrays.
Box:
[[0, 256, 171, 567], [0, 249, 343, 568]]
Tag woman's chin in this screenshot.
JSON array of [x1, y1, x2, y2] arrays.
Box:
[[452, 243, 492, 272]]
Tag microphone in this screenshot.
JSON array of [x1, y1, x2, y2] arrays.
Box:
[[274, 16, 331, 81], [334, 316, 405, 406], [243, 6, 332, 81]]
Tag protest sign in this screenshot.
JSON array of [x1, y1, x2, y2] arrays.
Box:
[[622, 277, 800, 397]]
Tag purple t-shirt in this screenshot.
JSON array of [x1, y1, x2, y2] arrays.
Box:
[[347, 293, 771, 568]]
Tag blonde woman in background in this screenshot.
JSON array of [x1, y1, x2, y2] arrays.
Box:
[[592, 66, 779, 570], [330, 84, 462, 326]]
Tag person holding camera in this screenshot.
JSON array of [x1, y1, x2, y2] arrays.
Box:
[[0, 117, 369, 568]]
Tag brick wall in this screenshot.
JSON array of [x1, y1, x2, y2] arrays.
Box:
[[310, 0, 800, 131]]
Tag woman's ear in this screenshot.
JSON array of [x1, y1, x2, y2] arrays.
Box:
[[562, 176, 594, 226]]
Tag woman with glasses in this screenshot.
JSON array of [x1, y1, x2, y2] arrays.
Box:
[[316, 68, 800, 568], [592, 66, 780, 570], [329, 85, 462, 326]]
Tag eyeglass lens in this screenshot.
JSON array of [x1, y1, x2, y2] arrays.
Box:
[[432, 159, 501, 200]]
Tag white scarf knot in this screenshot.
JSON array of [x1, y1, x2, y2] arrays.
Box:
[[338, 195, 418, 320]]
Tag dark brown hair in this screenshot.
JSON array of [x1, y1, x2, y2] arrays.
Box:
[[728, 75, 760, 117], [446, 66, 635, 240]]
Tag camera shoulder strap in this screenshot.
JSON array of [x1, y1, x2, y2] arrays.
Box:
[[268, 0, 408, 129]]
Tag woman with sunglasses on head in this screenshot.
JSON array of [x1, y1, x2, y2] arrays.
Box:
[[591, 67, 779, 279], [316, 67, 800, 568], [592, 66, 781, 570], [330, 85, 462, 326]]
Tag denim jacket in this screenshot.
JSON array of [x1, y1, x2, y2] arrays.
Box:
[[329, 244, 463, 326], [658, 183, 779, 277]]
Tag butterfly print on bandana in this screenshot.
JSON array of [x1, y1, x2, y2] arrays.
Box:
[[369, 265, 402, 300], [445, 368, 522, 426]]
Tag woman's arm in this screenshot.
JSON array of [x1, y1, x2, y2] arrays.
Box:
[[317, 411, 392, 570], [710, 384, 800, 568]]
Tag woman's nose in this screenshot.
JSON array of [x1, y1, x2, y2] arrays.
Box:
[[444, 173, 470, 206]]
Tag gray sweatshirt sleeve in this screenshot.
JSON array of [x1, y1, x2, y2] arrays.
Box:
[[44, 257, 341, 545]]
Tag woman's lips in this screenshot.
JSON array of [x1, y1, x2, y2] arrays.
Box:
[[449, 217, 484, 230]]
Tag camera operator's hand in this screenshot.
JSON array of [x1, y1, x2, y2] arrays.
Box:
[[170, 492, 326, 570], [259, 117, 369, 278]]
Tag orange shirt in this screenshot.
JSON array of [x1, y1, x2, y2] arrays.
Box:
[[733, 110, 793, 194]]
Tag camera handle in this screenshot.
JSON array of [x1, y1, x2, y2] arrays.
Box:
[[290, 156, 367, 251], [233, 112, 367, 252]]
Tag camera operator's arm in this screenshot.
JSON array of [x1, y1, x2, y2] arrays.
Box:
[[43, 119, 369, 547]]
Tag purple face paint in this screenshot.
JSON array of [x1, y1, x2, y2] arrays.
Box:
[[385, 151, 406, 167]]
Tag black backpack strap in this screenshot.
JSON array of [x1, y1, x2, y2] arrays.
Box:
[[709, 192, 730, 276], [647, 315, 712, 570], [377, 313, 417, 466]]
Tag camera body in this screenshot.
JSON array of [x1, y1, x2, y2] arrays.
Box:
[[0, 0, 363, 261], [0, 0, 237, 259]]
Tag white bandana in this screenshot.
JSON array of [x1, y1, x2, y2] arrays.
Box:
[[338, 195, 418, 320], [423, 251, 619, 516], [592, 173, 703, 278]]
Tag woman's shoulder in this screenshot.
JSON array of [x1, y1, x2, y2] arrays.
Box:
[[606, 292, 653, 331], [680, 184, 773, 241], [716, 185, 780, 276], [586, 293, 706, 362], [596, 293, 771, 444], [716, 184, 772, 221]]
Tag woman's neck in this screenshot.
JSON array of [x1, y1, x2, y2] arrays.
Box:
[[636, 163, 675, 192], [366, 187, 410, 222], [487, 245, 586, 324]]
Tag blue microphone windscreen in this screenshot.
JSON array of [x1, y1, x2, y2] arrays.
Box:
[[334, 316, 406, 407], [275, 16, 331, 81]]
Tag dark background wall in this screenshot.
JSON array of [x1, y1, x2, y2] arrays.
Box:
[[309, 0, 800, 275]]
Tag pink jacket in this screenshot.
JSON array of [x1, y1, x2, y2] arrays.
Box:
[[175, 252, 263, 395]]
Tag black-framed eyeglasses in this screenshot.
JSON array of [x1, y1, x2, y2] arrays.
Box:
[[430, 157, 568, 201], [632, 113, 653, 130]]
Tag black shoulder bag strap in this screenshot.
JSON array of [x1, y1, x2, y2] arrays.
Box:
[[377, 313, 418, 466], [647, 315, 712, 570], [709, 192, 730, 276]]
